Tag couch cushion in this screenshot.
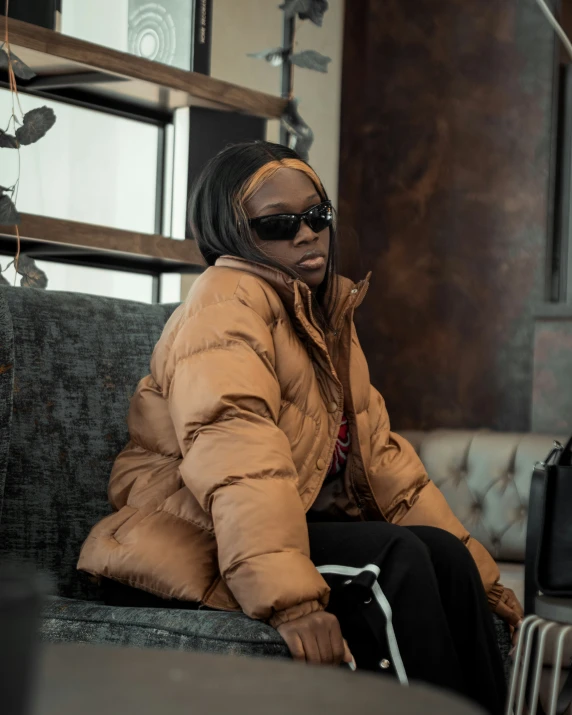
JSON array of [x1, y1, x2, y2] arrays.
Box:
[[40, 596, 290, 658], [0, 286, 178, 600], [401, 430, 566, 563]]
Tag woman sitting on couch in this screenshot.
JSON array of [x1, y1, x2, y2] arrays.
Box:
[[78, 141, 522, 715]]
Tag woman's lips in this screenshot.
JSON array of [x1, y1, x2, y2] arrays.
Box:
[[297, 256, 326, 271]]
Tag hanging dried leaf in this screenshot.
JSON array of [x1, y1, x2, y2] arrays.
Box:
[[17, 255, 48, 289], [15, 106, 56, 146], [279, 0, 304, 16], [0, 48, 9, 71], [279, 0, 329, 26], [0, 48, 36, 80], [247, 47, 290, 67], [0, 271, 9, 286], [0, 194, 20, 225], [291, 50, 331, 73], [0, 131, 18, 149]]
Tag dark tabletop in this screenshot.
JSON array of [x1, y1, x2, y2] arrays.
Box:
[[32, 643, 484, 715]]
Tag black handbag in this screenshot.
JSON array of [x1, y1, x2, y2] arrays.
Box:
[[525, 435, 572, 613], [524, 436, 572, 715]]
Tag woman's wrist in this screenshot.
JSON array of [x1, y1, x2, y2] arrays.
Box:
[[269, 599, 325, 629]]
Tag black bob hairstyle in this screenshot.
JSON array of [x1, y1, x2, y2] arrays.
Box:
[[188, 140, 337, 329]]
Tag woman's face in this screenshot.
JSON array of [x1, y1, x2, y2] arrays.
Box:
[[244, 167, 330, 289]]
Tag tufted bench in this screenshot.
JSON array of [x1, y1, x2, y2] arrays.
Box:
[[401, 430, 566, 609]]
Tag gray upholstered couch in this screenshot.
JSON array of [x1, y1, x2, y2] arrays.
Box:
[[0, 285, 552, 660], [0, 285, 288, 658]]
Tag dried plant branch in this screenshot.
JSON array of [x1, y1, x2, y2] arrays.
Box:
[[1, 0, 55, 289], [3, 0, 21, 283]]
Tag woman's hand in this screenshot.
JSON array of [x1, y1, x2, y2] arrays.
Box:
[[494, 587, 523, 627], [277, 611, 355, 667]]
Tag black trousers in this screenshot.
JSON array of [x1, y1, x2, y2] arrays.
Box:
[[308, 522, 506, 715]]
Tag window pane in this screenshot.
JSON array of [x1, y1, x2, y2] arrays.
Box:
[[0, 91, 159, 233], [0, 256, 154, 303], [61, 1, 130, 53], [60, 0, 192, 71], [160, 273, 182, 303]]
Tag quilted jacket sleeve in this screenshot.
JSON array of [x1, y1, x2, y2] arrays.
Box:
[[367, 386, 523, 627], [166, 295, 329, 627]]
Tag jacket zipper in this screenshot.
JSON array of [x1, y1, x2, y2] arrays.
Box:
[[330, 287, 359, 371], [332, 297, 365, 517], [297, 280, 370, 515]]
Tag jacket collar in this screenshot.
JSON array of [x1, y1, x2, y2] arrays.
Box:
[[215, 255, 370, 329]]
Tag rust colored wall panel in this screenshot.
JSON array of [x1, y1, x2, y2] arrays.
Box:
[[339, 0, 556, 431]]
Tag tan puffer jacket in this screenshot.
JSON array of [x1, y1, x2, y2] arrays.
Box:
[[78, 256, 522, 628]]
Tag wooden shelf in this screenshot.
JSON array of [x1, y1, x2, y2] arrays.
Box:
[[0, 214, 205, 274], [0, 17, 287, 120]]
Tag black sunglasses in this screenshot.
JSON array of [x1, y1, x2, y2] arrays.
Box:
[[248, 201, 333, 242]]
